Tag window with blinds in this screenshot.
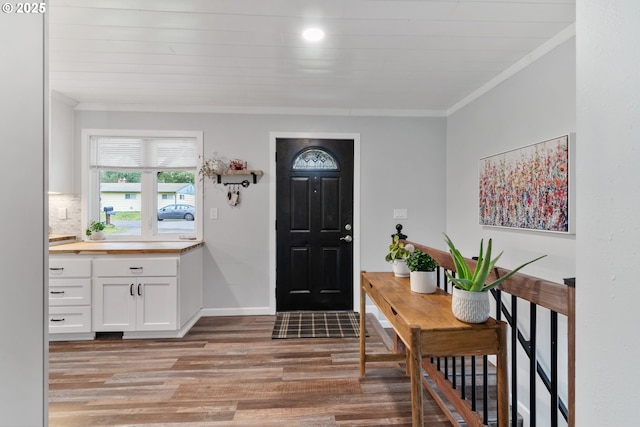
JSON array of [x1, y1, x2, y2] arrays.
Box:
[[84, 130, 203, 241], [90, 137, 198, 170]]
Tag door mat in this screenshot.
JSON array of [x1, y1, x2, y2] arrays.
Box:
[[272, 311, 363, 339]]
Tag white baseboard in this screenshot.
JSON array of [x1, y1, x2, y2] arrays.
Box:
[[199, 306, 274, 317], [48, 332, 95, 342]]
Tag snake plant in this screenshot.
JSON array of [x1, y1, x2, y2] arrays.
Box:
[[443, 233, 546, 292]]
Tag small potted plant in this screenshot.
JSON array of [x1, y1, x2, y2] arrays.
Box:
[[86, 220, 106, 241], [443, 233, 546, 323], [406, 249, 438, 293], [385, 235, 414, 277]]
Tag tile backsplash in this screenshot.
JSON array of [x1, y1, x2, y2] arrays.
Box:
[[49, 194, 81, 237]]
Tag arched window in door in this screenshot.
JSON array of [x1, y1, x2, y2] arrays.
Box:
[[291, 147, 340, 170]]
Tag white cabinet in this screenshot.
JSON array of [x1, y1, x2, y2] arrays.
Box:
[[93, 277, 177, 332], [93, 258, 179, 335], [48, 245, 203, 340], [48, 256, 93, 339], [49, 91, 77, 194]]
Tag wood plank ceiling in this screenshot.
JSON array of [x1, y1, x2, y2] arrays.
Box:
[[49, 0, 575, 114]]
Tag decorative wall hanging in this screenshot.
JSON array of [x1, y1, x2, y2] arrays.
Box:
[[479, 134, 574, 233], [199, 153, 263, 207], [224, 180, 250, 207]]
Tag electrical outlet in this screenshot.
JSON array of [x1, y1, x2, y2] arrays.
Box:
[[57, 207, 67, 220], [393, 209, 408, 219], [210, 208, 218, 220]]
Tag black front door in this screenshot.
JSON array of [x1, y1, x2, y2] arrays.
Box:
[[276, 138, 354, 311]]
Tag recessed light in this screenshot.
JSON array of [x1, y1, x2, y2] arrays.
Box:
[[302, 27, 325, 42]]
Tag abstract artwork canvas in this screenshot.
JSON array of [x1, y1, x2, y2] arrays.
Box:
[[479, 135, 573, 233]]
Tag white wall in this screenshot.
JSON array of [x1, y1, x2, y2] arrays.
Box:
[[0, 11, 47, 427], [446, 38, 576, 281], [75, 111, 447, 312], [446, 38, 576, 426], [576, 1, 640, 425]]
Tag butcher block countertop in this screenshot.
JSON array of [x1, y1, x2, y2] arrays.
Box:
[[49, 234, 77, 243], [49, 241, 204, 254]]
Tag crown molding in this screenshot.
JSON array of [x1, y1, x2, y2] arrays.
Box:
[[73, 103, 446, 118]]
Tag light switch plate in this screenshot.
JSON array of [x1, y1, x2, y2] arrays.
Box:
[[57, 207, 67, 220], [393, 209, 408, 219], [210, 208, 218, 220]]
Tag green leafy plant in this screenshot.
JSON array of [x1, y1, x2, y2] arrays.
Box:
[[406, 249, 438, 272], [443, 233, 546, 292], [86, 220, 106, 236], [385, 235, 414, 262]]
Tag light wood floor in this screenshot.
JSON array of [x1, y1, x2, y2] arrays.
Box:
[[49, 315, 453, 427]]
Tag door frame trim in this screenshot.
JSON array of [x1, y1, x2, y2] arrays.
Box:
[[269, 132, 361, 313]]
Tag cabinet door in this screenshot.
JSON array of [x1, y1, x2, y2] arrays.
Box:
[[93, 278, 136, 332], [136, 277, 177, 331]]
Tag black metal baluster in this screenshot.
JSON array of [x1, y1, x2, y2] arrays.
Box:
[[453, 356, 457, 389], [511, 295, 518, 427], [445, 356, 449, 381], [483, 355, 489, 425], [461, 356, 466, 400], [551, 311, 559, 427], [471, 355, 477, 411], [530, 302, 537, 427]]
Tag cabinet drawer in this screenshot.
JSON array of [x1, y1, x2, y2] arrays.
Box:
[[49, 306, 91, 333], [93, 258, 177, 277], [49, 279, 91, 306], [49, 259, 91, 278]]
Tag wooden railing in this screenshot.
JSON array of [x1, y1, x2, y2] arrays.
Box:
[[404, 240, 575, 427]]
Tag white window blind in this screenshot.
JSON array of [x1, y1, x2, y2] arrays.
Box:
[[90, 137, 198, 170]]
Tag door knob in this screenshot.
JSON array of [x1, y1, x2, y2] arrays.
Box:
[[340, 235, 353, 243]]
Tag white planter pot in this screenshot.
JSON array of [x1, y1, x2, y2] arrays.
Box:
[[410, 271, 437, 294], [451, 287, 491, 323], [391, 259, 410, 277], [90, 231, 105, 241]]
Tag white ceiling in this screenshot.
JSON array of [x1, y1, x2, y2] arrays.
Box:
[[49, 0, 575, 115]]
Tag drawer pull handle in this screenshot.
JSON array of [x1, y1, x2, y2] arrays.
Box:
[[129, 267, 143, 270], [130, 283, 134, 296], [391, 307, 398, 316], [49, 267, 64, 271], [138, 283, 142, 296], [50, 318, 65, 322], [50, 291, 65, 295]]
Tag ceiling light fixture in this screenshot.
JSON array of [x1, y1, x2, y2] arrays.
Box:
[[302, 27, 325, 42]]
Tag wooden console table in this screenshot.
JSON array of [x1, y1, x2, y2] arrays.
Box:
[[359, 271, 508, 427]]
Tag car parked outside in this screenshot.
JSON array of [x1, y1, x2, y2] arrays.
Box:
[[157, 204, 195, 221]]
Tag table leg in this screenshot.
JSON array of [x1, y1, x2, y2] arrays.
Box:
[[409, 325, 423, 427], [359, 276, 366, 377]]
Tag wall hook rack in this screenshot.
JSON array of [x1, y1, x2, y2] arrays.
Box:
[[215, 170, 263, 184], [223, 179, 250, 188]]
